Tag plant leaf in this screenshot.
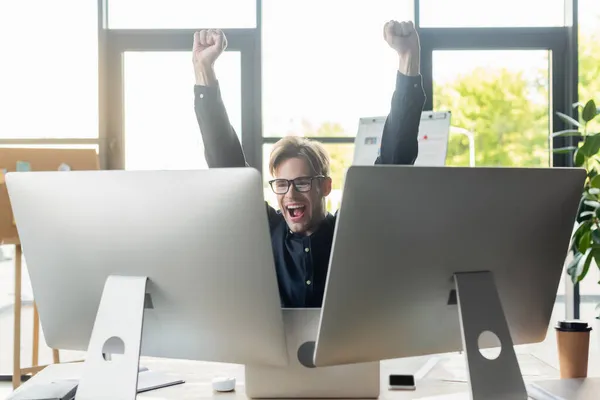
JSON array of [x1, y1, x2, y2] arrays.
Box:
[[584, 200, 600, 208], [584, 190, 600, 201], [593, 229, 600, 245], [583, 100, 598, 122], [573, 248, 594, 283], [553, 146, 577, 154], [557, 111, 581, 128], [574, 219, 593, 239], [567, 252, 583, 283], [579, 135, 600, 157], [590, 188, 600, 195], [579, 231, 593, 253], [551, 129, 583, 138], [581, 211, 595, 220], [574, 148, 585, 167], [591, 175, 600, 189]]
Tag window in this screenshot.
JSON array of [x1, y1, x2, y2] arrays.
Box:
[[432, 48, 561, 359], [123, 51, 241, 170], [107, 0, 256, 29], [262, 0, 413, 139], [0, 0, 98, 139], [433, 50, 550, 167], [0, 0, 98, 377], [579, 0, 600, 134], [418, 0, 566, 28], [263, 143, 354, 213], [578, 0, 600, 329]]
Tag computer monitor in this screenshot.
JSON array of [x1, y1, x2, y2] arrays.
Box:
[[314, 165, 584, 400], [6, 168, 288, 398]]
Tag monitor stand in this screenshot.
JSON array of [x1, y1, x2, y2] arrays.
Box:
[[454, 271, 527, 400], [75, 275, 148, 400]]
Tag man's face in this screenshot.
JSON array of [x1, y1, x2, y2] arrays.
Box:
[[273, 157, 332, 235]]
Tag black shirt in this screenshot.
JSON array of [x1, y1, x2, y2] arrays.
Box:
[[194, 71, 426, 307]]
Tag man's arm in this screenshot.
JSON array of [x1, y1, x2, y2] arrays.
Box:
[[193, 30, 282, 226], [193, 29, 247, 168], [375, 20, 425, 166]]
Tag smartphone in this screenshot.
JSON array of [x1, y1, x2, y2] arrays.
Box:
[[388, 374, 416, 390]]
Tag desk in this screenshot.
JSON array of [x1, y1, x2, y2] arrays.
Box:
[[1, 238, 60, 389], [7, 352, 590, 400]]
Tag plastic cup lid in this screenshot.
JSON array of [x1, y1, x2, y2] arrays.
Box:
[[556, 320, 592, 332]]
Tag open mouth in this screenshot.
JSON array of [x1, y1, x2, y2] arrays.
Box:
[[286, 204, 306, 221]]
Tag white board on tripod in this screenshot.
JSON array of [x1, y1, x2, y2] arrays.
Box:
[[353, 111, 451, 166]]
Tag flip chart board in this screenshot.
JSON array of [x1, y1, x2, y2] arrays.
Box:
[[353, 111, 451, 166], [0, 148, 99, 242]]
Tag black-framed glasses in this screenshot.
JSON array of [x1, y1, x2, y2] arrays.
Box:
[[268, 175, 325, 194]]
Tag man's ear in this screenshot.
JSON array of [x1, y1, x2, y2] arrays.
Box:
[[321, 177, 332, 197]]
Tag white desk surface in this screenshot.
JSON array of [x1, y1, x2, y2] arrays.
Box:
[[10, 351, 599, 400]]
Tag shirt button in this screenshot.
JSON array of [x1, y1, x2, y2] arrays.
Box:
[[304, 247, 310, 253], [199, 93, 204, 99], [306, 280, 311, 285]]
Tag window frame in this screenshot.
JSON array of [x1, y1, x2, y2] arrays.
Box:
[[100, 0, 261, 170], [418, 27, 570, 167]]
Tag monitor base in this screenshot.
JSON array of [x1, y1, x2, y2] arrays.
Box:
[[76, 275, 148, 400], [454, 271, 527, 400]]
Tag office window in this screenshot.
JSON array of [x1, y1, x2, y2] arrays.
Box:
[[123, 51, 241, 170], [418, 0, 565, 28], [262, 143, 353, 213], [433, 48, 562, 358], [107, 0, 256, 29], [262, 0, 413, 140], [578, 0, 600, 331], [433, 50, 550, 168], [0, 0, 98, 139]]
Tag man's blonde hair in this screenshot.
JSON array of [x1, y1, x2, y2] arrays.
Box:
[[269, 136, 330, 177]]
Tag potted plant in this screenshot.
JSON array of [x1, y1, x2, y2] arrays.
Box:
[[552, 98, 599, 332]]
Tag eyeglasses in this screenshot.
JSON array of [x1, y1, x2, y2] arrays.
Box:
[[268, 175, 325, 194]]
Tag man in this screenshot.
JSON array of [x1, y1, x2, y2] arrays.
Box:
[[193, 21, 425, 308]]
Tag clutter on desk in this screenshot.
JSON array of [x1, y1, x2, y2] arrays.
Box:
[[212, 376, 236, 392], [15, 161, 31, 172], [137, 369, 185, 393], [6, 379, 78, 400], [6, 369, 184, 399], [57, 163, 71, 172]]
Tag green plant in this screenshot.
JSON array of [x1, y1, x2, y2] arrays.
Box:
[[552, 99, 600, 287]]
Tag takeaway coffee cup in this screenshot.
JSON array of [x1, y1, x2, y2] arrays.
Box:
[[555, 320, 592, 378]]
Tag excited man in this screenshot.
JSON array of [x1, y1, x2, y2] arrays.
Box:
[[193, 20, 426, 307]]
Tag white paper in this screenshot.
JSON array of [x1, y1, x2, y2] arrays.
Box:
[[353, 111, 451, 166]]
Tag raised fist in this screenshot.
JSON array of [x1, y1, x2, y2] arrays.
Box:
[[384, 20, 420, 58], [193, 29, 227, 68]]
